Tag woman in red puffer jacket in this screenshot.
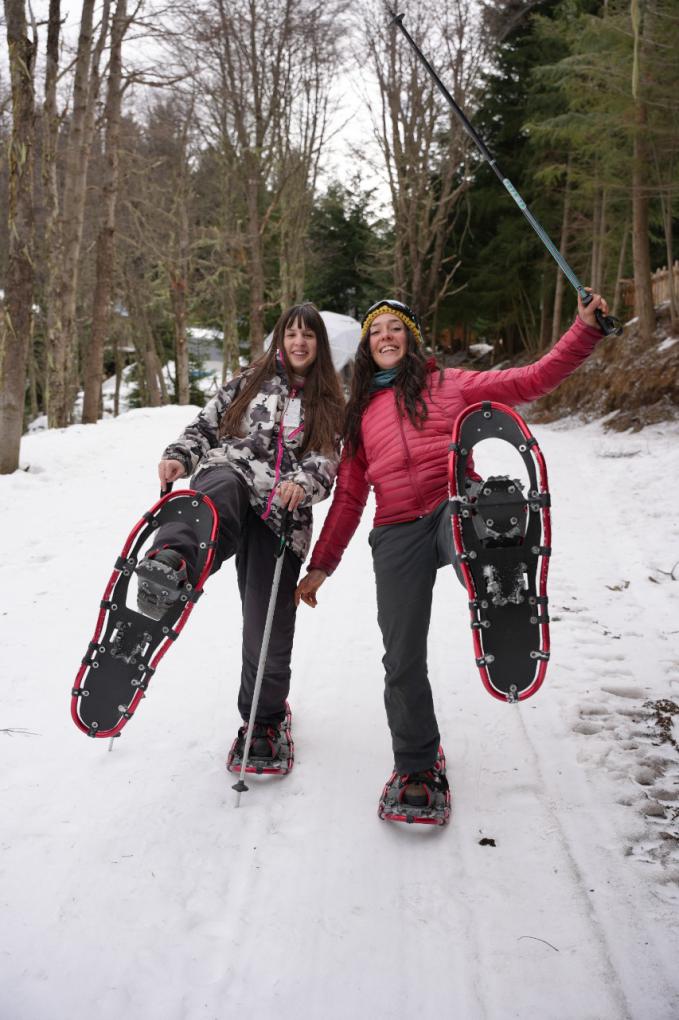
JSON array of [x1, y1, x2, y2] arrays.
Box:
[[295, 292, 609, 822]]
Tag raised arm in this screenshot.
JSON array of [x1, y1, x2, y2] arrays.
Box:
[[460, 291, 608, 407]]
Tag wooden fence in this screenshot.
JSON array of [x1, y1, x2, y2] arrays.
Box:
[[619, 262, 679, 311]]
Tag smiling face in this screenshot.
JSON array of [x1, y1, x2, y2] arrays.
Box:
[[282, 317, 318, 375], [368, 313, 408, 370]]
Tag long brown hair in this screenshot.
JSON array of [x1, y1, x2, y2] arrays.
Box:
[[219, 303, 344, 456], [344, 329, 442, 455]]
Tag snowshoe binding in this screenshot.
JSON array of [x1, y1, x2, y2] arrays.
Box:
[[449, 401, 551, 703], [378, 746, 451, 826], [226, 702, 294, 776]]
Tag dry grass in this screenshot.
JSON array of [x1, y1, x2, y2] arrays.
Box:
[[528, 304, 679, 432]]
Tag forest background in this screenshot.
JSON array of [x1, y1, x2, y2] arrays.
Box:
[[1, 0, 678, 473]]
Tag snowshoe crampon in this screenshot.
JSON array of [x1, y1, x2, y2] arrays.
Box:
[[378, 747, 451, 826], [448, 401, 551, 703], [226, 702, 294, 776], [71, 490, 218, 739]]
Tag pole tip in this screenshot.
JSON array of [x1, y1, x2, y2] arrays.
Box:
[[385, 5, 404, 27]]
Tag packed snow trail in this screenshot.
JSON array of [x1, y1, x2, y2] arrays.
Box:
[[1, 407, 678, 1020]]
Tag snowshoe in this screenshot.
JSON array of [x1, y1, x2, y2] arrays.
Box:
[[226, 702, 294, 776], [448, 401, 551, 703], [71, 490, 219, 739], [378, 746, 451, 826]]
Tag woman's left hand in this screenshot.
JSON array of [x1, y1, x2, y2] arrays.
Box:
[[278, 481, 305, 511]]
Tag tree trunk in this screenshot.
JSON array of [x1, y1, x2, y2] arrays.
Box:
[[82, 0, 127, 424], [551, 163, 572, 344], [589, 184, 602, 293], [48, 0, 110, 427], [170, 269, 189, 404], [539, 260, 551, 350], [246, 169, 264, 357], [123, 264, 166, 408], [156, 342, 169, 404], [596, 187, 608, 292], [42, 0, 62, 426], [631, 98, 656, 339], [222, 269, 240, 382], [612, 223, 630, 320], [0, 0, 36, 474], [137, 323, 165, 408], [113, 331, 122, 416], [27, 342, 38, 422], [659, 190, 678, 332]]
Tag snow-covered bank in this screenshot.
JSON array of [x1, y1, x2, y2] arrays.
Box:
[[1, 408, 678, 1019]]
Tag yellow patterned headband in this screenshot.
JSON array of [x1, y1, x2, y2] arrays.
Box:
[[360, 302, 423, 345]]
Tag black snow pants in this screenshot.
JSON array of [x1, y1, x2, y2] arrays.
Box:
[[369, 499, 463, 774], [151, 465, 301, 724]]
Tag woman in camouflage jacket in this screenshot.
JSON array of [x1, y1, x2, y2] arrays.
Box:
[[136, 303, 344, 764]]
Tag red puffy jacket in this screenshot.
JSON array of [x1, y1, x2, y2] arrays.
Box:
[[309, 316, 602, 575]]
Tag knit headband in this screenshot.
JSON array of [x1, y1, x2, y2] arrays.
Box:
[[360, 300, 423, 345]]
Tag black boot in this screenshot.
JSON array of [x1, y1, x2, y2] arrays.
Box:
[[136, 548, 187, 621], [378, 747, 451, 825], [226, 704, 295, 776]]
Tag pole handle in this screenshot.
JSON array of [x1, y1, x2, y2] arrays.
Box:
[[580, 289, 623, 337], [160, 481, 174, 498], [594, 308, 623, 337], [276, 508, 291, 558]]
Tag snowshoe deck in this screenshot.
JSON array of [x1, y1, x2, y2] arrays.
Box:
[[448, 401, 551, 702], [378, 747, 451, 826], [71, 490, 218, 738], [226, 703, 294, 776]]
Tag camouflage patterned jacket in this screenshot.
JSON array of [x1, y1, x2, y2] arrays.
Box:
[[162, 368, 340, 561]]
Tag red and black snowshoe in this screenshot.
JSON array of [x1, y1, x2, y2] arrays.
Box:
[[226, 702, 294, 775], [448, 401, 551, 703], [378, 746, 451, 826], [71, 490, 219, 739]]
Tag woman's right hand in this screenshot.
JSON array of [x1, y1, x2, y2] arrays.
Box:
[[295, 569, 328, 608], [158, 458, 186, 490]]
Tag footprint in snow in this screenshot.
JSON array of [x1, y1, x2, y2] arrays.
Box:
[[601, 685, 647, 699], [572, 720, 605, 736], [575, 695, 679, 883]]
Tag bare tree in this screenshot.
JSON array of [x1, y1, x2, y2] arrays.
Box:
[[0, 0, 37, 474], [82, 0, 131, 423], [122, 258, 167, 406], [46, 0, 111, 428], [177, 0, 344, 355], [364, 0, 483, 332], [274, 4, 336, 308], [122, 95, 197, 405]]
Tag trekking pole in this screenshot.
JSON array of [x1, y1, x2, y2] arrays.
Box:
[[233, 509, 290, 807], [386, 6, 623, 338]]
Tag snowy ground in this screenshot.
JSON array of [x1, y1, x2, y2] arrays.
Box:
[[1, 407, 679, 1020]]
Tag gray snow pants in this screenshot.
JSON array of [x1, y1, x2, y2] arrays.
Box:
[[369, 499, 463, 774], [151, 465, 301, 724]]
